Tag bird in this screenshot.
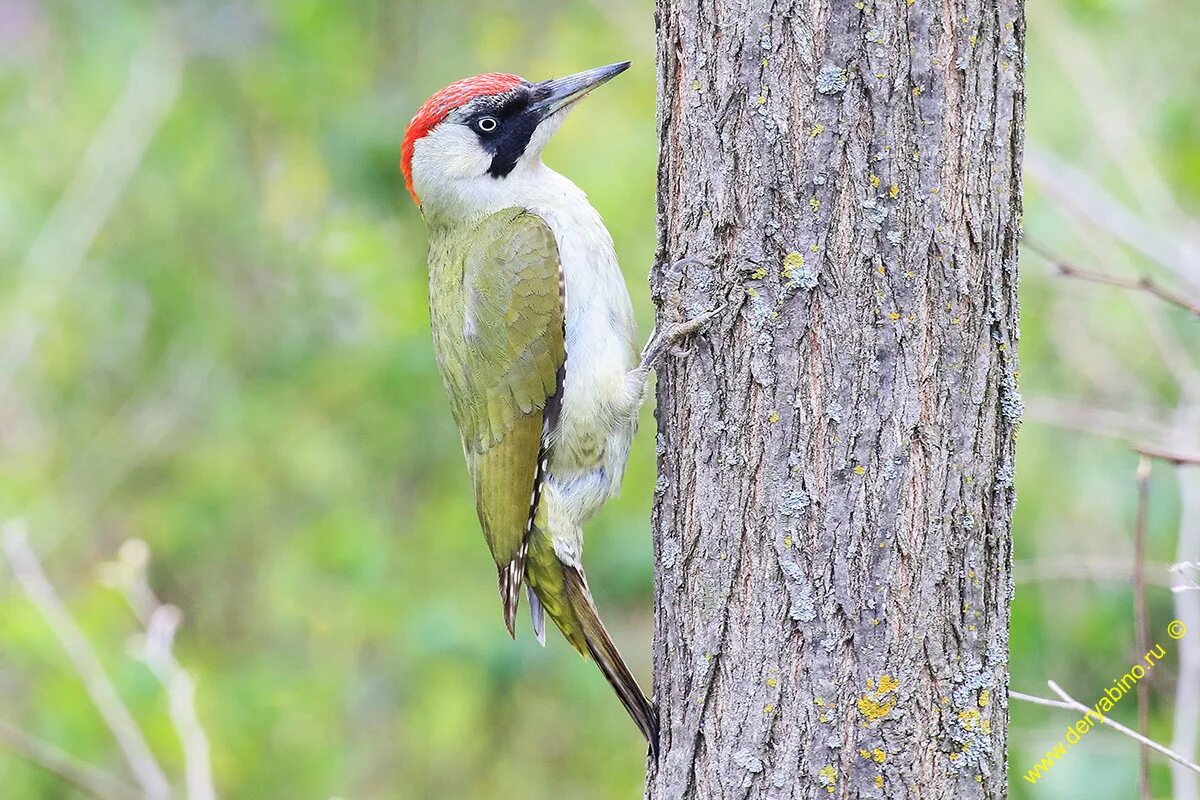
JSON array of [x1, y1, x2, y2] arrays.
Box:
[[401, 61, 716, 757]]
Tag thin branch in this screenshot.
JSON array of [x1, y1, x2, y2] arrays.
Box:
[[1172, 436, 1200, 800], [1034, 3, 1184, 224], [1025, 149, 1200, 294], [0, 522, 171, 800], [1014, 557, 1175, 588], [104, 540, 217, 800], [1010, 690, 1077, 712], [1026, 238, 1200, 318], [1175, 562, 1200, 594], [1010, 682, 1200, 777], [0, 720, 139, 800], [1133, 444, 1200, 467], [1133, 457, 1152, 800], [1024, 395, 1173, 445], [0, 30, 184, 393]]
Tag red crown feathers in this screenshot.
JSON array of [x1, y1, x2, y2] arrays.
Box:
[[400, 73, 523, 206]]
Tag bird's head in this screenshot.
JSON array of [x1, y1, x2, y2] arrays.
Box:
[[401, 61, 630, 218]]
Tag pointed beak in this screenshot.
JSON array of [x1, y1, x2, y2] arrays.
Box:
[[530, 61, 631, 118]]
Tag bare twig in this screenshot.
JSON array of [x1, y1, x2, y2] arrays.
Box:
[[1014, 557, 1175, 588], [0, 30, 184, 392], [1034, 3, 1184, 225], [101, 540, 216, 800], [0, 720, 139, 800], [1024, 396, 1173, 445], [0, 522, 171, 800], [1133, 444, 1200, 467], [1026, 149, 1200, 294], [1176, 563, 1200, 593], [1133, 457, 1152, 800], [1027, 238, 1200, 318], [1172, 427, 1200, 800], [1010, 683, 1200, 776]]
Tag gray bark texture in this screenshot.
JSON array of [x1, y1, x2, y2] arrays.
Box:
[[646, 1, 1025, 798]]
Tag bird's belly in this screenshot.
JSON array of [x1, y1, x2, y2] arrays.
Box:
[[529, 192, 637, 525], [548, 348, 635, 524]]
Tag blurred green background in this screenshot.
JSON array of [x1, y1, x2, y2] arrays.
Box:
[[1, 1, 1198, 798]]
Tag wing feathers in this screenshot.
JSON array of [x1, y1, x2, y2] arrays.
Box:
[[430, 209, 565, 635]]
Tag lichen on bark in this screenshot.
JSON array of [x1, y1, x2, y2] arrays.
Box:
[[647, 1, 1025, 797]]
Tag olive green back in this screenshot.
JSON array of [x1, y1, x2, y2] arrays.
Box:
[[427, 209, 566, 571]]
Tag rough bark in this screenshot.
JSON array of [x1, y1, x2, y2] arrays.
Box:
[[647, 1, 1024, 798]]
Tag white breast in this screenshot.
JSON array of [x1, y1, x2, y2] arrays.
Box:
[[528, 171, 637, 518]]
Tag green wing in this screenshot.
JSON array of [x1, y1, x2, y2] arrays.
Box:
[[428, 209, 565, 632]]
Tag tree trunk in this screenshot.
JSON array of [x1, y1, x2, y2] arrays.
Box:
[[647, 1, 1024, 798]]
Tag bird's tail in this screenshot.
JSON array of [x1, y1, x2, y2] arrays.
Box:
[[561, 568, 660, 758], [525, 531, 658, 757]]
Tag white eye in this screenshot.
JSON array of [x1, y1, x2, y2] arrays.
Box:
[[477, 116, 498, 132]]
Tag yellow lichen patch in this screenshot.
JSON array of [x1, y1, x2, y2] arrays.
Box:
[[815, 697, 826, 707], [764, 703, 776, 714], [782, 251, 805, 280], [811, 123, 826, 137], [768, 410, 780, 423], [958, 708, 981, 731], [969, 33, 978, 47], [783, 536, 793, 548], [767, 677, 778, 688], [912, 85, 923, 96], [858, 693, 895, 723], [858, 748, 872, 759], [854, 465, 866, 475], [870, 174, 880, 188], [819, 712, 833, 723], [872, 748, 886, 763], [750, 266, 768, 279], [858, 674, 900, 723], [691, 79, 702, 91], [817, 764, 837, 791], [888, 311, 901, 321], [889, 184, 900, 199], [810, 197, 822, 211], [875, 775, 885, 788]]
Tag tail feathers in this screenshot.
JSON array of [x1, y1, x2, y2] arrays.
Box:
[[498, 556, 524, 638], [563, 567, 660, 758], [527, 584, 546, 646]]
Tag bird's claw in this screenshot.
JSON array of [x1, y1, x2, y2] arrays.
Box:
[[663, 304, 725, 344], [640, 304, 726, 369]]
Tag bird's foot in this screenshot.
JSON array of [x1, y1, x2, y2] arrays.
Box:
[[638, 304, 725, 371]]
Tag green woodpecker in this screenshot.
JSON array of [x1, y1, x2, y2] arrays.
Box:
[[401, 62, 713, 756]]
